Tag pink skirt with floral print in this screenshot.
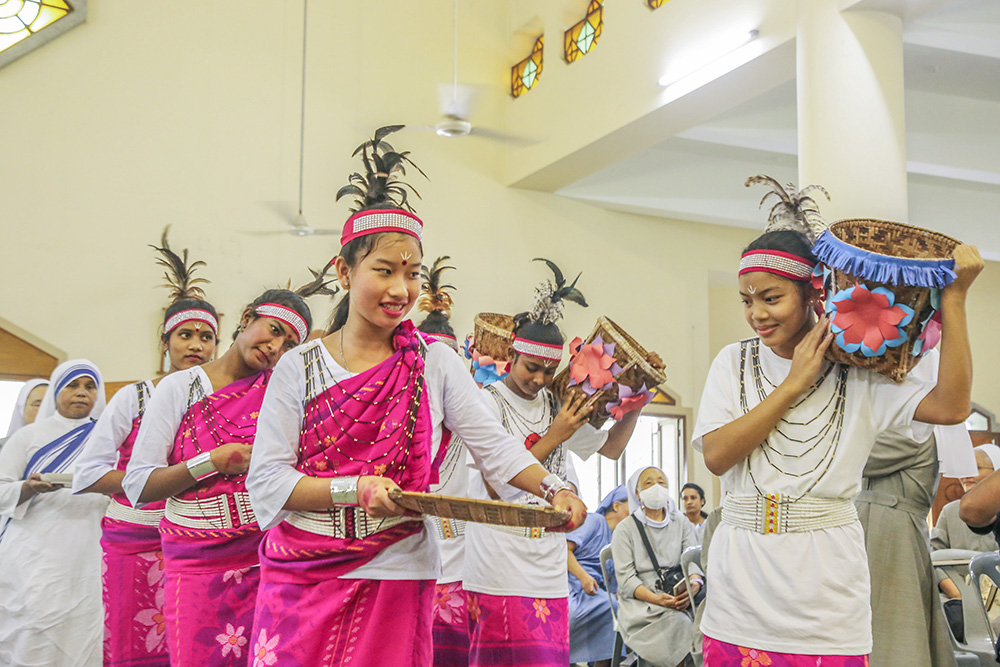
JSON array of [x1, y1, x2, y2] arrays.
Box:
[[433, 581, 470, 666], [467, 592, 568, 667], [703, 635, 870, 667]]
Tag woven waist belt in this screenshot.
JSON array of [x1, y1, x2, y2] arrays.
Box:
[[165, 492, 256, 530], [106, 498, 164, 527], [286, 507, 422, 539], [484, 522, 548, 539], [430, 515, 466, 540], [722, 493, 858, 535]]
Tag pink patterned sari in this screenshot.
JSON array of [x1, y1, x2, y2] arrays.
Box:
[[253, 323, 439, 667], [159, 371, 269, 667], [703, 636, 869, 667], [102, 385, 170, 666]]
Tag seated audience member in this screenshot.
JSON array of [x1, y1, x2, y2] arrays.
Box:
[[680, 482, 708, 543], [567, 485, 631, 667], [612, 467, 700, 667]]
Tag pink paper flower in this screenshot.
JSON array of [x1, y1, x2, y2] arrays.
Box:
[[569, 335, 617, 394], [216, 623, 248, 659], [828, 284, 914, 357], [252, 628, 280, 667], [607, 383, 653, 421]]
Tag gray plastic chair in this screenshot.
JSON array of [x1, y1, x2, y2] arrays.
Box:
[[932, 548, 996, 666], [681, 545, 703, 615], [599, 544, 630, 667]]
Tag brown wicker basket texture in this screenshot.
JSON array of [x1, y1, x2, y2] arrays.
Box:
[[473, 312, 514, 360], [823, 219, 959, 383], [554, 316, 667, 427], [388, 490, 570, 528]]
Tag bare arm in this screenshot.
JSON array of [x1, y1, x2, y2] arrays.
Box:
[[702, 318, 833, 475], [598, 409, 642, 459], [567, 543, 598, 594], [960, 467, 1000, 528], [528, 392, 593, 463], [79, 470, 126, 496], [913, 245, 983, 425], [138, 443, 251, 503]]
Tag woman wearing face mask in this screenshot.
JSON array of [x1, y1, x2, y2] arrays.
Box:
[[611, 467, 701, 667], [0, 360, 108, 666], [1, 379, 48, 450]]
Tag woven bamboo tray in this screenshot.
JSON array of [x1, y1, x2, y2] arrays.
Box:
[[473, 312, 514, 360], [817, 219, 959, 383], [388, 489, 571, 528], [553, 316, 667, 427]]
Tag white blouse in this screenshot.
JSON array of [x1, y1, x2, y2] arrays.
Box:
[[123, 367, 213, 508], [246, 338, 539, 581], [72, 381, 152, 495]]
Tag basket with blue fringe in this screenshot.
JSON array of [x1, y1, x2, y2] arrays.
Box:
[[812, 218, 959, 383]]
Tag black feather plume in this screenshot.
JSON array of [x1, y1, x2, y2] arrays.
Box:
[[745, 175, 830, 242], [294, 259, 339, 299], [529, 258, 588, 325], [418, 256, 456, 316], [337, 125, 428, 214], [149, 226, 210, 303]]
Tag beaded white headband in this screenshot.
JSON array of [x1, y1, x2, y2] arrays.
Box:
[[164, 309, 218, 335], [512, 337, 563, 362], [739, 250, 815, 281], [255, 303, 307, 343]]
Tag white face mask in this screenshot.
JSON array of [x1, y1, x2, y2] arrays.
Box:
[[639, 483, 670, 510]]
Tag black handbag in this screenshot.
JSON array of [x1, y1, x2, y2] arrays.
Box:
[[632, 515, 685, 593]]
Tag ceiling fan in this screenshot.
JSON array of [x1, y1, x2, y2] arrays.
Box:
[[415, 0, 535, 146], [250, 0, 339, 238]]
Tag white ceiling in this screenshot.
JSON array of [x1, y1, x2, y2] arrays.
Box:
[[555, 0, 1000, 260]]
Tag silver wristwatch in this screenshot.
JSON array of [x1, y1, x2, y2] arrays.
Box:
[[185, 451, 218, 481], [329, 477, 360, 505]]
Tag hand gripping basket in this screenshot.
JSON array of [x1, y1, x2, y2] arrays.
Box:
[[812, 218, 959, 383], [553, 316, 667, 427]]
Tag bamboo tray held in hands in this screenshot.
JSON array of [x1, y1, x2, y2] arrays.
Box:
[[388, 489, 571, 528]]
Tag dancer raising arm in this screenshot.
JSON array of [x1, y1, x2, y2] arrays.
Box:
[[246, 126, 586, 667], [694, 218, 981, 666]]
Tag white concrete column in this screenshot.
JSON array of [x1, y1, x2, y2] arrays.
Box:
[[796, 1, 908, 222]]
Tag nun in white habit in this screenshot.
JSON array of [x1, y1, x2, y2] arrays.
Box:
[[611, 466, 700, 667], [0, 360, 109, 667], [1, 378, 49, 447]]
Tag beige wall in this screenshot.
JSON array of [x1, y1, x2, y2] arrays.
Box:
[[1, 1, 996, 505]]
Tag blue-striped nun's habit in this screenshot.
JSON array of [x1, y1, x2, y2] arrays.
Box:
[[0, 359, 110, 667]]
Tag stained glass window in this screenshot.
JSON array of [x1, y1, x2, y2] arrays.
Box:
[[0, 0, 85, 69], [564, 0, 603, 64], [510, 35, 543, 98], [647, 0, 669, 8]]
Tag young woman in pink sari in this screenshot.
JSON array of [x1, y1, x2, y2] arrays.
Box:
[[73, 233, 218, 667], [123, 288, 311, 666], [246, 127, 586, 667]]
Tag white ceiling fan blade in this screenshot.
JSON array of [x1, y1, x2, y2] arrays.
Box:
[[243, 230, 293, 236], [469, 126, 540, 147], [437, 83, 482, 120], [261, 200, 299, 224]]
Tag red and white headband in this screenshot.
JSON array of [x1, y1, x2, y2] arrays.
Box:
[[739, 250, 815, 281], [341, 209, 423, 246], [512, 337, 563, 362], [255, 303, 308, 343], [164, 309, 218, 335]]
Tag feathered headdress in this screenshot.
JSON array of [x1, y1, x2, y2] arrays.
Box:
[[527, 258, 588, 326], [336, 125, 427, 214], [149, 226, 210, 303], [418, 256, 456, 316], [745, 175, 830, 243], [290, 259, 339, 299]]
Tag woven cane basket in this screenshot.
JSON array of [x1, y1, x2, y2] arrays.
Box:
[[473, 312, 515, 360], [388, 489, 571, 528], [817, 219, 959, 383], [553, 316, 667, 427]]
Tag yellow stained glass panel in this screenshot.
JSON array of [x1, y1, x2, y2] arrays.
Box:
[[647, 0, 670, 9], [0, 0, 71, 56], [511, 35, 544, 98]]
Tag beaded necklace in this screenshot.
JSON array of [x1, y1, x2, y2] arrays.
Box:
[[739, 338, 848, 505], [298, 339, 425, 479], [485, 384, 566, 488]]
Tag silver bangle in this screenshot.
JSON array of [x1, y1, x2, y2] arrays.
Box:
[[540, 473, 572, 503], [185, 451, 217, 481], [329, 477, 360, 506]]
